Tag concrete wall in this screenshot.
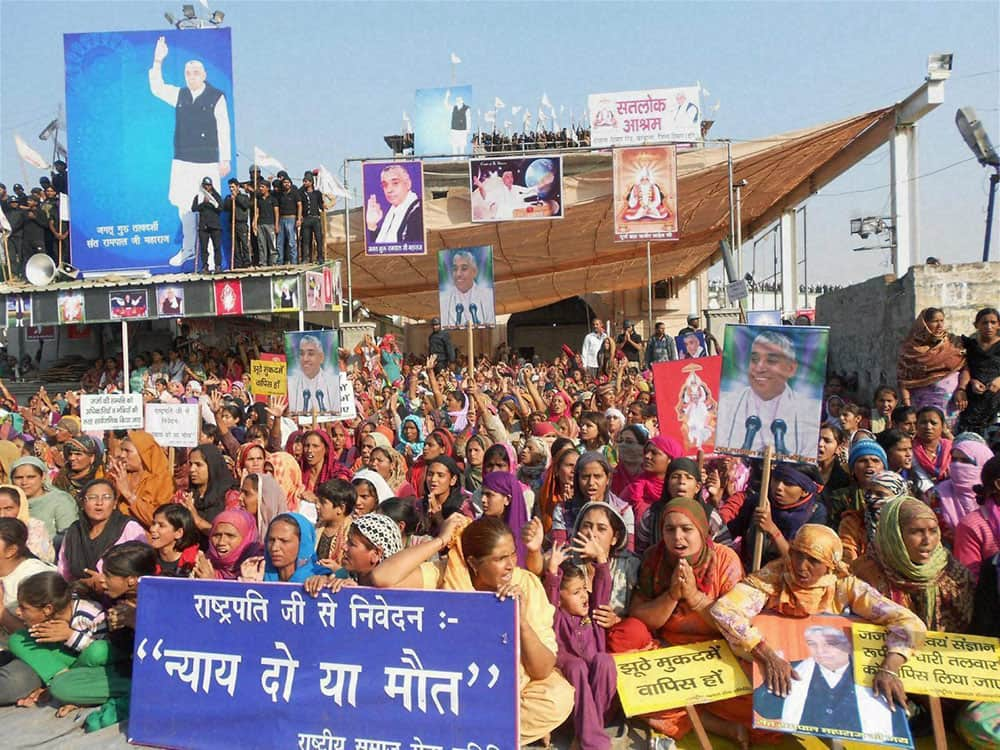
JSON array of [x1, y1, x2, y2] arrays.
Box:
[[816, 261, 999, 402]]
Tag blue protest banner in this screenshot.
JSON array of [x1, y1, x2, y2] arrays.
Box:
[[129, 578, 518, 750]]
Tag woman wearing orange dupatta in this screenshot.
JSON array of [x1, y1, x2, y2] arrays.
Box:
[[110, 430, 175, 529], [608, 497, 757, 748], [267, 451, 303, 512], [537, 445, 579, 534]]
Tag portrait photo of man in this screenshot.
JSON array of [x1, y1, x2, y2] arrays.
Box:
[[716, 326, 825, 461], [438, 246, 495, 329], [285, 331, 339, 415], [363, 161, 424, 254], [677, 331, 707, 359], [149, 35, 232, 268], [754, 626, 910, 745], [157, 286, 184, 317]]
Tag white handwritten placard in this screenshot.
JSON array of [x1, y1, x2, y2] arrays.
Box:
[[80, 393, 144, 431], [145, 403, 200, 448]]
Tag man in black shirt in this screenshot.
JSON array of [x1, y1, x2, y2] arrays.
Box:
[[299, 171, 326, 264], [275, 171, 301, 265], [0, 184, 24, 278], [50, 160, 68, 195], [427, 317, 456, 371], [191, 177, 223, 272], [20, 196, 48, 262], [254, 180, 279, 266], [616, 320, 643, 363], [223, 178, 252, 268]]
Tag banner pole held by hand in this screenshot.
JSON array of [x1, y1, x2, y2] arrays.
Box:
[[467, 318, 474, 375], [751, 444, 774, 572], [929, 696, 947, 750]]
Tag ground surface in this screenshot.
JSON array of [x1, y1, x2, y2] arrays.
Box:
[[2, 703, 972, 750]]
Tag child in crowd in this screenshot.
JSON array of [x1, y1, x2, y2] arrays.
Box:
[[148, 503, 199, 577], [839, 401, 865, 444], [544, 541, 617, 750], [870, 386, 898, 434], [314, 478, 356, 573]]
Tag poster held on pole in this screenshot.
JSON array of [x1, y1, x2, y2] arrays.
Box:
[[751, 444, 774, 572]]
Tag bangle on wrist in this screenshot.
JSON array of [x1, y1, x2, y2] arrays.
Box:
[[876, 667, 900, 678]]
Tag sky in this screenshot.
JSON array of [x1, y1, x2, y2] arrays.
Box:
[[1, 0, 998, 287]]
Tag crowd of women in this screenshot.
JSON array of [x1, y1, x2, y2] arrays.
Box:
[[0, 305, 998, 748]]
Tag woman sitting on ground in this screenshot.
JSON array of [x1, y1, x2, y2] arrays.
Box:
[[0, 484, 53, 562], [369, 514, 575, 747]]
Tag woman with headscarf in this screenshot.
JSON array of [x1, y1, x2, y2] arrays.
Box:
[[175, 444, 239, 536], [852, 496, 973, 633], [299, 430, 351, 511], [58, 478, 147, 587], [370, 514, 575, 747], [235, 442, 268, 480], [836, 470, 908, 564], [369, 444, 416, 498], [729, 463, 827, 569], [910, 406, 953, 494], [267, 451, 303, 512], [10, 456, 77, 545], [710, 525, 926, 724], [262, 513, 331, 583], [517, 436, 549, 491], [240, 472, 287, 539], [462, 433, 491, 493], [480, 471, 530, 566], [53, 436, 104, 495], [109, 430, 175, 529], [928, 433, 995, 543], [609, 498, 753, 748], [350, 428, 389, 473], [610, 424, 647, 501], [0, 485, 54, 563], [896, 307, 966, 413], [284, 430, 305, 462], [0, 440, 22, 484], [192, 508, 262, 580], [352, 469, 394, 517], [621, 434, 680, 525], [537, 445, 579, 535], [954, 455, 1000, 582], [396, 415, 425, 465], [551, 452, 635, 552]]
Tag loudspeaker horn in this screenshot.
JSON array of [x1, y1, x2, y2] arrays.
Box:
[[24, 253, 80, 286]]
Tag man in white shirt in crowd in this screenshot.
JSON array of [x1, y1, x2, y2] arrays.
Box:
[[148, 35, 231, 269], [581, 319, 607, 379], [440, 249, 495, 328], [287, 334, 339, 414]]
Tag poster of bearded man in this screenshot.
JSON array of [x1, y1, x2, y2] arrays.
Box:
[[613, 145, 679, 241]]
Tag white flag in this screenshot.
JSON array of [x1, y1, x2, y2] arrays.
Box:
[[511, 105, 522, 115], [0, 209, 10, 234], [59, 193, 70, 221], [402, 111, 413, 133], [253, 146, 284, 172], [494, 97, 505, 109], [484, 110, 496, 123], [450, 52, 461, 64], [316, 164, 350, 199], [503, 120, 512, 130], [541, 93, 552, 109], [197, 0, 210, 8], [14, 134, 50, 170], [538, 108, 549, 123]]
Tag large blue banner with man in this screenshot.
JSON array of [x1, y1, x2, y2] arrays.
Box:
[[414, 85, 474, 156], [129, 578, 519, 750], [64, 28, 237, 274]]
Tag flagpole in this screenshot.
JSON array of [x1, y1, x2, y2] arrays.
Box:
[[646, 241, 654, 336], [343, 158, 353, 323], [252, 171, 259, 267], [230, 187, 236, 270]]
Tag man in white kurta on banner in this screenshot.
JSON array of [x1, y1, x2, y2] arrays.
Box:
[[149, 35, 231, 268]]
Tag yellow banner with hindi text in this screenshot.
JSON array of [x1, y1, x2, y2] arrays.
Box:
[[613, 639, 751, 716], [249, 359, 287, 396], [852, 623, 1000, 702]]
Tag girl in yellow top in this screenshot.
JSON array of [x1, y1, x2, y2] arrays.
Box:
[[370, 514, 574, 747]]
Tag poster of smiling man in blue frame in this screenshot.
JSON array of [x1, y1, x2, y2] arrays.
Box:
[[64, 27, 236, 274]]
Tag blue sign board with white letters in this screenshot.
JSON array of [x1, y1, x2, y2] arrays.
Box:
[[129, 578, 518, 750]]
